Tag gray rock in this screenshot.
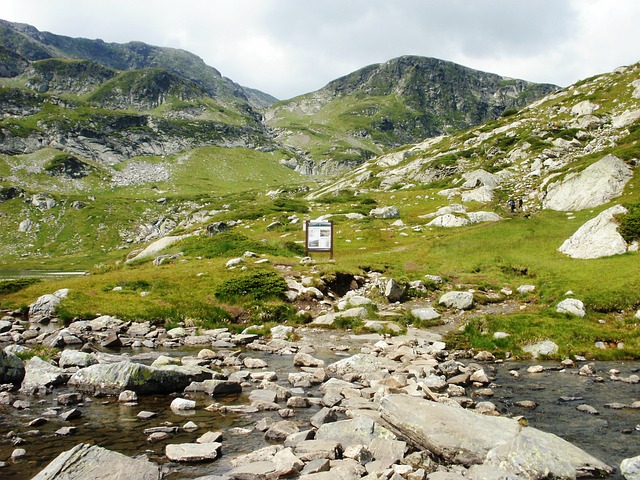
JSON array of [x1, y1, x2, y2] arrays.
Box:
[[410, 308, 441, 321], [0, 349, 25, 386], [543, 154, 633, 211], [522, 340, 559, 359], [316, 416, 393, 447], [20, 356, 67, 395], [556, 298, 586, 317], [188, 378, 242, 396], [165, 442, 221, 462], [229, 460, 277, 480], [171, 398, 196, 411], [118, 390, 138, 403], [68, 361, 210, 395], [59, 350, 98, 369], [197, 431, 223, 444], [385, 279, 405, 303], [310, 407, 338, 428], [265, 420, 300, 441], [327, 354, 387, 379], [517, 284, 536, 294], [31, 443, 161, 479], [427, 214, 471, 228], [294, 439, 342, 462], [294, 352, 325, 368], [230, 445, 283, 467], [28, 289, 69, 322], [438, 291, 474, 310], [369, 206, 400, 219], [621, 455, 640, 480], [558, 205, 631, 259], [380, 394, 612, 479]]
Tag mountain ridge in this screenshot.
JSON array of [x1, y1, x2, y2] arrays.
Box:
[[265, 55, 559, 174]]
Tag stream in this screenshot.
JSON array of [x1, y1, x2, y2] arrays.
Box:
[[0, 342, 638, 479]]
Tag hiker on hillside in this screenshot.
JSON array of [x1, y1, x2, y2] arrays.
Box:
[[509, 199, 516, 213]]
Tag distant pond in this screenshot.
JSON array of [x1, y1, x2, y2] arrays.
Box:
[[0, 270, 87, 281]]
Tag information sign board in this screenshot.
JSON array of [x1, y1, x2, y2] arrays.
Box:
[[305, 220, 333, 258]]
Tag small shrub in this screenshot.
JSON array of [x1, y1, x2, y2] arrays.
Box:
[[616, 202, 640, 243], [215, 270, 287, 301]]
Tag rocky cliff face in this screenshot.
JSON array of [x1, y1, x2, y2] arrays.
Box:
[[266, 56, 558, 174]]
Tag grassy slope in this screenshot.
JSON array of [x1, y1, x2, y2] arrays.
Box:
[[1, 65, 639, 360]]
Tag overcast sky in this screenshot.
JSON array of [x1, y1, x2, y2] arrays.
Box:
[[3, 0, 639, 100]]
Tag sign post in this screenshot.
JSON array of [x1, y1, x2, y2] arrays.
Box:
[[305, 220, 334, 260]]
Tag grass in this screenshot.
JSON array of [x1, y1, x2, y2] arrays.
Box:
[[1, 60, 640, 360]]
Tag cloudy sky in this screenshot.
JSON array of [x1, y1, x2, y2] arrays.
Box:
[[3, 0, 639, 99]]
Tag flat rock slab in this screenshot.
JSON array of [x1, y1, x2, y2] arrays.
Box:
[[32, 443, 161, 479], [165, 442, 221, 462], [68, 361, 210, 395], [379, 394, 612, 479]]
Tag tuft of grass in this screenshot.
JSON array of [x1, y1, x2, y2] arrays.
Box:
[[15, 345, 59, 362], [0, 278, 41, 295]]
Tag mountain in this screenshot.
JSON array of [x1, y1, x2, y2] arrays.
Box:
[[0, 19, 578, 268], [265, 56, 559, 174], [312, 61, 640, 215], [0, 19, 274, 109]]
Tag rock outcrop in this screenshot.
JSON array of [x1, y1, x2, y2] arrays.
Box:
[[543, 155, 633, 211], [379, 394, 613, 479], [559, 205, 634, 259], [68, 361, 212, 395]]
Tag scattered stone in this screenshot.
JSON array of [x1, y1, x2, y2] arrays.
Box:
[[523, 340, 559, 359], [171, 398, 196, 411], [577, 404, 599, 415], [165, 442, 222, 462]]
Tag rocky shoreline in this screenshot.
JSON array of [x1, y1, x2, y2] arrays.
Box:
[[1, 305, 640, 479]]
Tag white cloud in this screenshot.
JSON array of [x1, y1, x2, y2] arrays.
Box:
[[2, 0, 639, 99]]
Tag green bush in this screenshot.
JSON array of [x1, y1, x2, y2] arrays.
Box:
[[617, 202, 640, 243], [215, 270, 287, 301]]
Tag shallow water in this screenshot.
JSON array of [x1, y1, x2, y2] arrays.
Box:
[[0, 348, 638, 479], [0, 270, 87, 281]]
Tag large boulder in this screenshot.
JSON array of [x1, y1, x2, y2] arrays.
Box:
[[438, 291, 474, 310], [556, 298, 586, 317], [20, 356, 67, 395], [68, 361, 211, 395], [28, 288, 69, 322], [379, 395, 612, 479], [427, 214, 470, 228], [0, 349, 25, 386], [31, 443, 161, 479], [558, 205, 633, 259], [462, 169, 500, 189], [327, 354, 388, 380], [369, 206, 400, 219], [542, 154, 633, 211], [621, 455, 640, 480]]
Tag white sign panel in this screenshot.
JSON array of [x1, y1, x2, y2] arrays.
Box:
[[306, 221, 333, 254]]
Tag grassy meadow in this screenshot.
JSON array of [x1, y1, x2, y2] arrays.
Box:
[[2, 175, 640, 360]]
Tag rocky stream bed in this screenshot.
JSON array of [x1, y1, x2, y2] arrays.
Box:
[[0, 313, 639, 480]]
